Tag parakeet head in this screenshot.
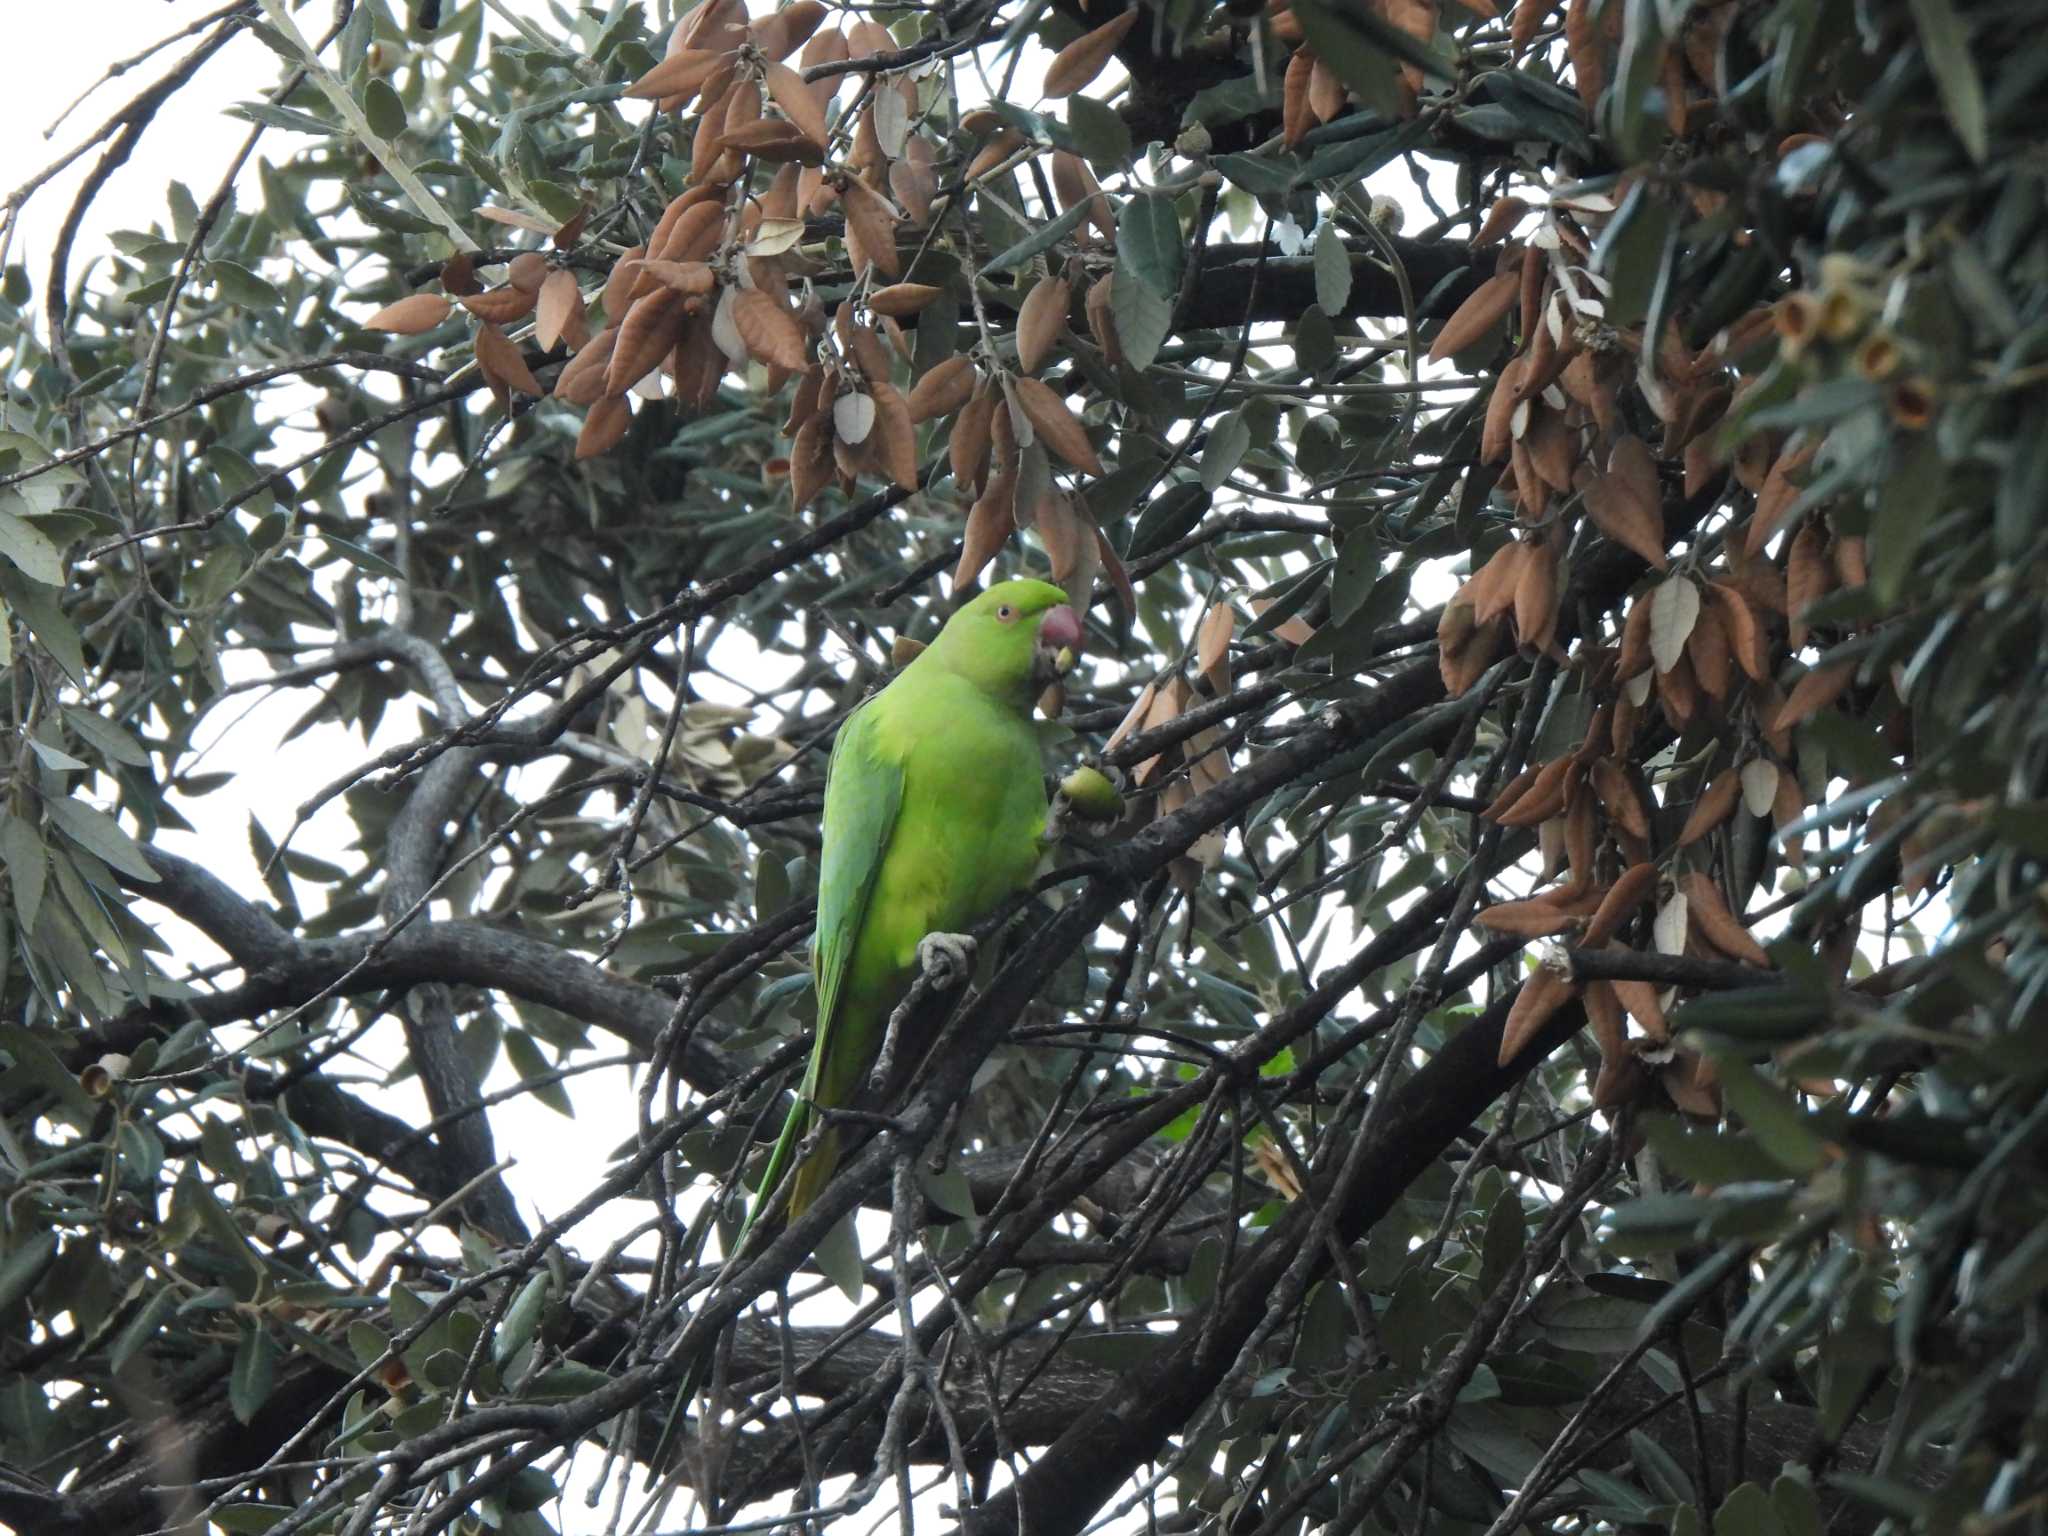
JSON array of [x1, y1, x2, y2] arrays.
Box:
[[926, 578, 1082, 701]]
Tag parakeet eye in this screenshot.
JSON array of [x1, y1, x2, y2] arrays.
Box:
[[996, 603, 1017, 622]]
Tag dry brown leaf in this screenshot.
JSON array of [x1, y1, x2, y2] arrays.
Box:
[[607, 288, 689, 395], [1196, 602, 1235, 695], [1523, 405, 1577, 491], [600, 245, 645, 321], [576, 394, 633, 459], [1832, 533, 1868, 588], [732, 288, 812, 370], [1609, 973, 1667, 1038], [1686, 599, 1734, 701], [1476, 898, 1579, 938], [1589, 758, 1650, 840], [1474, 196, 1529, 247], [1105, 679, 1159, 754], [1480, 352, 1525, 463], [1086, 271, 1122, 364], [1498, 756, 1572, 827], [866, 282, 945, 318], [1499, 968, 1576, 1066], [1282, 48, 1315, 148], [365, 293, 452, 334], [1584, 978, 1627, 1059], [762, 60, 830, 146], [869, 380, 919, 490], [1016, 275, 1072, 374], [1249, 596, 1316, 647], [474, 322, 543, 400], [1615, 591, 1653, 681], [955, 466, 1016, 592], [459, 285, 537, 324], [909, 356, 978, 423], [1512, 0, 1558, 52], [750, 0, 828, 59], [1469, 540, 1528, 626], [1249, 1133, 1304, 1201], [1043, 8, 1139, 96], [1428, 270, 1520, 363], [1583, 863, 1658, 947], [1772, 661, 1853, 732], [1746, 440, 1818, 554], [952, 383, 997, 491], [1512, 541, 1559, 653], [1677, 767, 1741, 847], [1481, 763, 1540, 822], [553, 327, 618, 405], [626, 46, 727, 103], [1772, 765, 1806, 867], [841, 177, 902, 279], [790, 413, 836, 513], [1680, 872, 1770, 966], [1786, 521, 1830, 649], [1010, 375, 1104, 475], [1562, 0, 1606, 109], [1308, 53, 1347, 122], [1708, 582, 1770, 681], [534, 269, 585, 352]]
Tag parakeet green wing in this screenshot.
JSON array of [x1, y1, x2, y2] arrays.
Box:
[[733, 696, 901, 1247]]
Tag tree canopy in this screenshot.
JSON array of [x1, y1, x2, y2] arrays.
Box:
[[3, 0, 2046, 1532]]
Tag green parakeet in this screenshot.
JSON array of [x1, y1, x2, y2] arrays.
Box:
[[738, 577, 1083, 1242]]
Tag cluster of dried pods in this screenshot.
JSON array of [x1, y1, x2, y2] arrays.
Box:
[[366, 0, 1158, 607], [1441, 171, 1905, 1122]]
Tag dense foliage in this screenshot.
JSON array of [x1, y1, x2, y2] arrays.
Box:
[[2, 0, 2045, 1531]]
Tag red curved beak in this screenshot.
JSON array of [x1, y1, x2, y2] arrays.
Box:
[[1039, 604, 1083, 653]]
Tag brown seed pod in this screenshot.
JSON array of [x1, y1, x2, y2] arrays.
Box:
[[867, 283, 945, 318]]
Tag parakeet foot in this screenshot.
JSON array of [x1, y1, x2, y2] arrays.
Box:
[[916, 931, 977, 991]]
